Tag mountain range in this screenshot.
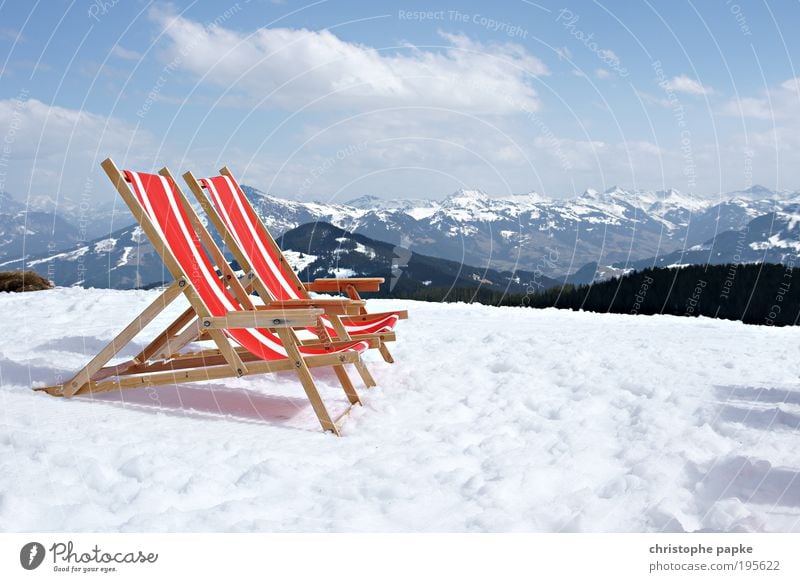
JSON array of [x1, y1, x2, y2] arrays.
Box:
[[0, 190, 131, 263], [240, 183, 800, 279], [3, 183, 800, 291], [624, 204, 800, 271]]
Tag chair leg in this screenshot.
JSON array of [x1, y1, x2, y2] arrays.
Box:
[[295, 366, 340, 435], [333, 365, 361, 405], [276, 327, 340, 434], [378, 341, 395, 364], [354, 358, 377, 388], [51, 282, 182, 397]]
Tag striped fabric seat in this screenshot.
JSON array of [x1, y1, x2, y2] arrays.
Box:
[[199, 174, 400, 337], [125, 171, 369, 360]]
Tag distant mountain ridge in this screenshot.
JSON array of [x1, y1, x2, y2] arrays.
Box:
[[277, 222, 561, 297], [3, 219, 561, 294], [240, 183, 800, 279], [622, 204, 800, 271], [4, 182, 800, 287], [0, 191, 82, 263]]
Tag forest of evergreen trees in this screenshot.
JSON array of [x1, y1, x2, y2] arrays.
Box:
[[389, 263, 800, 327]]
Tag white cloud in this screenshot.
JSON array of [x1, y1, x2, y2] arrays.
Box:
[[0, 98, 154, 200], [597, 49, 618, 62], [720, 77, 800, 121], [0, 27, 24, 43], [663, 75, 713, 96], [149, 5, 548, 113], [780, 77, 800, 93], [635, 89, 671, 109], [226, 106, 687, 201], [594, 68, 610, 80], [720, 97, 773, 120], [111, 45, 142, 61]]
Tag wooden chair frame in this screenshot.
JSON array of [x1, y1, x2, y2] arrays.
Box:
[[35, 158, 372, 435], [182, 166, 407, 364]]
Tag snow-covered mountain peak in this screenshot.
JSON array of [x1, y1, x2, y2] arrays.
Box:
[[741, 184, 775, 199], [496, 191, 550, 206], [344, 193, 438, 214], [603, 185, 627, 196], [647, 188, 709, 213], [345, 194, 384, 209], [443, 189, 490, 207], [655, 188, 681, 199]]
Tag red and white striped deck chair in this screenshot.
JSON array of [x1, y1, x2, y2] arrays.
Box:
[[182, 167, 407, 364], [37, 158, 377, 435]]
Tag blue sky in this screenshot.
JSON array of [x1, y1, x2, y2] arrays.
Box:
[[1, 0, 799, 204]]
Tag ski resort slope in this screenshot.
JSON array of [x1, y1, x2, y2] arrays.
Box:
[[1, 287, 799, 533]]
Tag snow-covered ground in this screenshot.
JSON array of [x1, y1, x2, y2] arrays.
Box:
[[1, 287, 799, 532]]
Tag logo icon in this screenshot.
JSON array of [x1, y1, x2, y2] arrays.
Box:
[[20, 542, 45, 570]]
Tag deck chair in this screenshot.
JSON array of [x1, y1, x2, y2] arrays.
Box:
[[35, 158, 377, 435], [182, 167, 407, 364]]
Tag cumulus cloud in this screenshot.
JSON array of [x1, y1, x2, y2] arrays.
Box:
[[663, 75, 713, 96], [111, 45, 142, 61], [149, 4, 548, 113], [720, 78, 800, 121], [0, 98, 154, 199], [720, 97, 773, 120]]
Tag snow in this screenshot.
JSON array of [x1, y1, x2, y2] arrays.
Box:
[[116, 247, 134, 268], [2, 287, 800, 532], [353, 242, 376, 259], [93, 238, 117, 253], [784, 213, 800, 231], [282, 250, 317, 273], [332, 238, 376, 260], [130, 226, 146, 244], [328, 267, 356, 278], [406, 207, 437, 220], [749, 233, 800, 252], [498, 192, 550, 205], [25, 246, 89, 266]]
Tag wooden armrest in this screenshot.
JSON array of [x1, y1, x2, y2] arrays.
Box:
[[304, 277, 384, 293], [201, 308, 323, 329], [258, 299, 365, 316], [340, 309, 409, 323]]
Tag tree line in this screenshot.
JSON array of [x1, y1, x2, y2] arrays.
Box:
[[388, 263, 800, 327]]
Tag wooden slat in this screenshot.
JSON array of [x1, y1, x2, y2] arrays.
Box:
[[100, 347, 360, 377], [134, 305, 196, 364], [201, 308, 324, 329], [158, 318, 203, 359], [339, 310, 409, 323], [304, 278, 384, 293], [298, 332, 393, 346], [55, 280, 183, 397], [257, 299, 365, 316], [53, 348, 360, 398], [76, 359, 290, 394]]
